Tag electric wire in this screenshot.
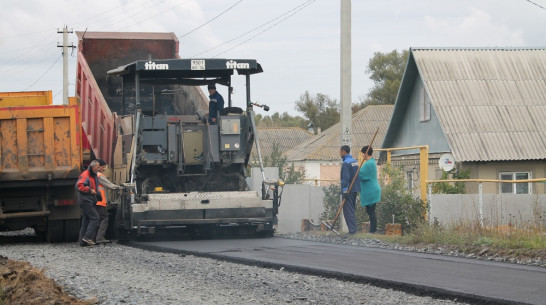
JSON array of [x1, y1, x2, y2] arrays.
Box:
[[178, 0, 243, 39], [70, 0, 162, 29], [0, 28, 54, 40], [525, 0, 546, 11], [189, 0, 315, 58], [53, 89, 63, 98], [24, 54, 62, 91], [212, 0, 317, 57], [113, 0, 192, 31], [1, 47, 58, 79], [89, 0, 168, 31], [0, 2, 135, 39]]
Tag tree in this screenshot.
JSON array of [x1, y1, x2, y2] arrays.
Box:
[[432, 169, 471, 194], [377, 164, 426, 232], [254, 112, 307, 129], [262, 142, 305, 184], [294, 91, 340, 132], [360, 49, 409, 106]]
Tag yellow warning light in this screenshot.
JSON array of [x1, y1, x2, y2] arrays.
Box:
[[154, 187, 163, 192]]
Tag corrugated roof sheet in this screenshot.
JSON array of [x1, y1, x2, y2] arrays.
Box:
[[412, 47, 546, 162], [285, 105, 394, 161], [250, 127, 314, 163]]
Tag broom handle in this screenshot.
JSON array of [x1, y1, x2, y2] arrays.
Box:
[[330, 127, 379, 229]]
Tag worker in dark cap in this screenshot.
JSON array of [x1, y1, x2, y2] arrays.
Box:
[[206, 84, 224, 125], [340, 145, 360, 235]]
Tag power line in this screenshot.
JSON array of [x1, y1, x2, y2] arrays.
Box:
[[190, 0, 315, 58], [70, 1, 156, 29], [91, 0, 168, 31], [525, 0, 546, 11], [0, 47, 58, 79], [199, 0, 317, 58], [178, 0, 243, 39], [0, 3, 137, 39], [24, 54, 62, 91], [0, 28, 54, 40], [53, 89, 63, 98], [113, 0, 192, 31]]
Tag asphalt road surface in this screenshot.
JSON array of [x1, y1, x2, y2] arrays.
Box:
[[129, 237, 546, 305]]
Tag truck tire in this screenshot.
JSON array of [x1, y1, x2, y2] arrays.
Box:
[[45, 220, 64, 243], [63, 219, 80, 242]]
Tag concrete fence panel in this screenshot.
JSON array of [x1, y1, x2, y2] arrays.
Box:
[[430, 194, 546, 226]]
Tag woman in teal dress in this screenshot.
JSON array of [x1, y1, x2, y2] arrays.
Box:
[[359, 145, 381, 233]]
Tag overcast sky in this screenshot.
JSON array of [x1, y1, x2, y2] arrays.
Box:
[[1, 0, 546, 116]]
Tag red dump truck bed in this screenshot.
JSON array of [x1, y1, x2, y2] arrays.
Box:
[[75, 31, 181, 165]]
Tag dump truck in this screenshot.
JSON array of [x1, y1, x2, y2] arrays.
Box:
[[76, 32, 280, 238], [0, 91, 82, 242]]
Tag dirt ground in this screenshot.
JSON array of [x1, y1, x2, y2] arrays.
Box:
[[0, 255, 93, 305]]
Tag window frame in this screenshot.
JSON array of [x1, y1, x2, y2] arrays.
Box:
[[499, 171, 532, 194]]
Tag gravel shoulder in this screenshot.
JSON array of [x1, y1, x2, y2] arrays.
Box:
[[5, 229, 542, 304], [0, 235, 469, 305]]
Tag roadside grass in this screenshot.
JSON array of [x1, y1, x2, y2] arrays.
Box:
[[366, 222, 546, 252]]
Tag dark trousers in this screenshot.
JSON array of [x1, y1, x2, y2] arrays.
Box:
[[342, 192, 358, 234], [80, 201, 99, 242], [95, 205, 108, 241], [365, 203, 377, 233]]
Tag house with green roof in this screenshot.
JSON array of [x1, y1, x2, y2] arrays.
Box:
[[382, 47, 546, 198]]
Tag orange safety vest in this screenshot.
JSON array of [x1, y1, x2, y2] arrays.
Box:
[[96, 172, 107, 207]]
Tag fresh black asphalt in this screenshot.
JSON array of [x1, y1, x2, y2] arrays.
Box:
[[128, 237, 546, 305]]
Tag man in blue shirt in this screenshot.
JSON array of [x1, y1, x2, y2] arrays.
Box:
[[340, 145, 361, 235], [207, 84, 224, 125]]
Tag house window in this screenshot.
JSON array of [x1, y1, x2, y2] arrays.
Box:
[[420, 88, 431, 122], [499, 172, 531, 194]]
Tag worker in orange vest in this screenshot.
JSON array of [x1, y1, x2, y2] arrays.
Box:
[[95, 159, 121, 243]]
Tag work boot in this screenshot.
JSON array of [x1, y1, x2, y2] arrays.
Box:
[[82, 238, 96, 246], [96, 239, 111, 244]]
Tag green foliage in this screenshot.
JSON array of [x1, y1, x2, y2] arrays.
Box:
[[321, 183, 368, 231], [431, 169, 471, 194], [360, 49, 409, 106], [377, 164, 426, 232], [254, 112, 307, 129], [321, 183, 341, 226], [322, 164, 426, 233], [262, 143, 305, 184], [283, 163, 307, 184], [294, 91, 340, 132]]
